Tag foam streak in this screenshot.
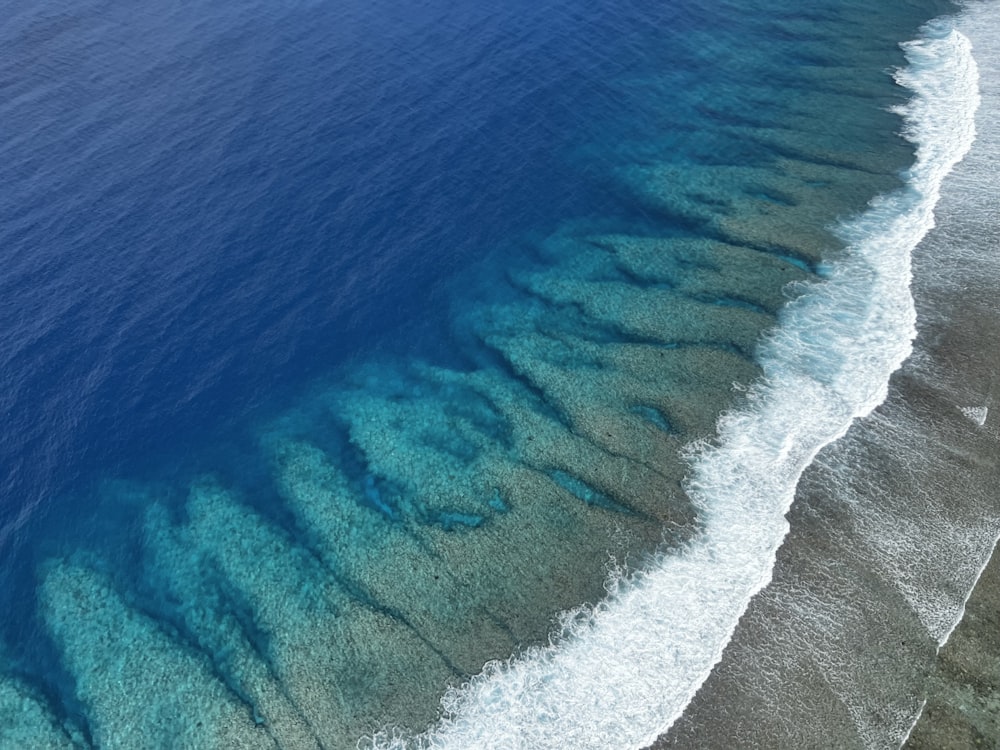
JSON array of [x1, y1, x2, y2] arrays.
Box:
[[369, 21, 979, 750]]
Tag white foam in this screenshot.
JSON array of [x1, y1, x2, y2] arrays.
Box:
[[898, 698, 928, 747], [959, 404, 988, 425], [367, 21, 980, 750], [928, 0, 1000, 654], [936, 532, 1000, 648]]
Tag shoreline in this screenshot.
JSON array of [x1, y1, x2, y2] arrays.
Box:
[[1, 1, 989, 747], [906, 3, 1000, 743], [651, 3, 1000, 746]]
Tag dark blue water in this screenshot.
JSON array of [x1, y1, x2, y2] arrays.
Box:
[[1, 0, 654, 544], [0, 0, 963, 745], [1, 0, 719, 736]]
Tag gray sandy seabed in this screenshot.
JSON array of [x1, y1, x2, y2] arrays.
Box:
[[906, 541, 1000, 748]]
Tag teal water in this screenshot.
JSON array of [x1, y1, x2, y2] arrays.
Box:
[[657, 3, 1000, 747], [0, 0, 973, 747]]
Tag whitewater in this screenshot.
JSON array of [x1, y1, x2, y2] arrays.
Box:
[[368, 18, 980, 750]]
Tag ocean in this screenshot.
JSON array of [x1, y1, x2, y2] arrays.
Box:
[[0, 0, 996, 747]]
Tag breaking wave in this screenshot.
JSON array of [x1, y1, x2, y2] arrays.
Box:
[[367, 18, 980, 750]]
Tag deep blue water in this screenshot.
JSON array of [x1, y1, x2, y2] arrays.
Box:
[[1, 0, 664, 552], [0, 0, 756, 635], [1, 0, 571, 506], [1, 0, 728, 733], [0, 0, 964, 746]]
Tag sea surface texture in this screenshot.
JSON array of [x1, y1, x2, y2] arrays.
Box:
[[655, 2, 1000, 747], [0, 0, 993, 747]]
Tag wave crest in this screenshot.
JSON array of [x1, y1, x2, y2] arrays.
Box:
[[366, 20, 980, 750]]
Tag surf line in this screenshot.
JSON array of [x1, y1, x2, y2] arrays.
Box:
[[367, 19, 980, 750]]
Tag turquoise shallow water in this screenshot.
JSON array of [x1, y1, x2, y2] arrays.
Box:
[[0, 0, 975, 747], [657, 3, 1000, 747]]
